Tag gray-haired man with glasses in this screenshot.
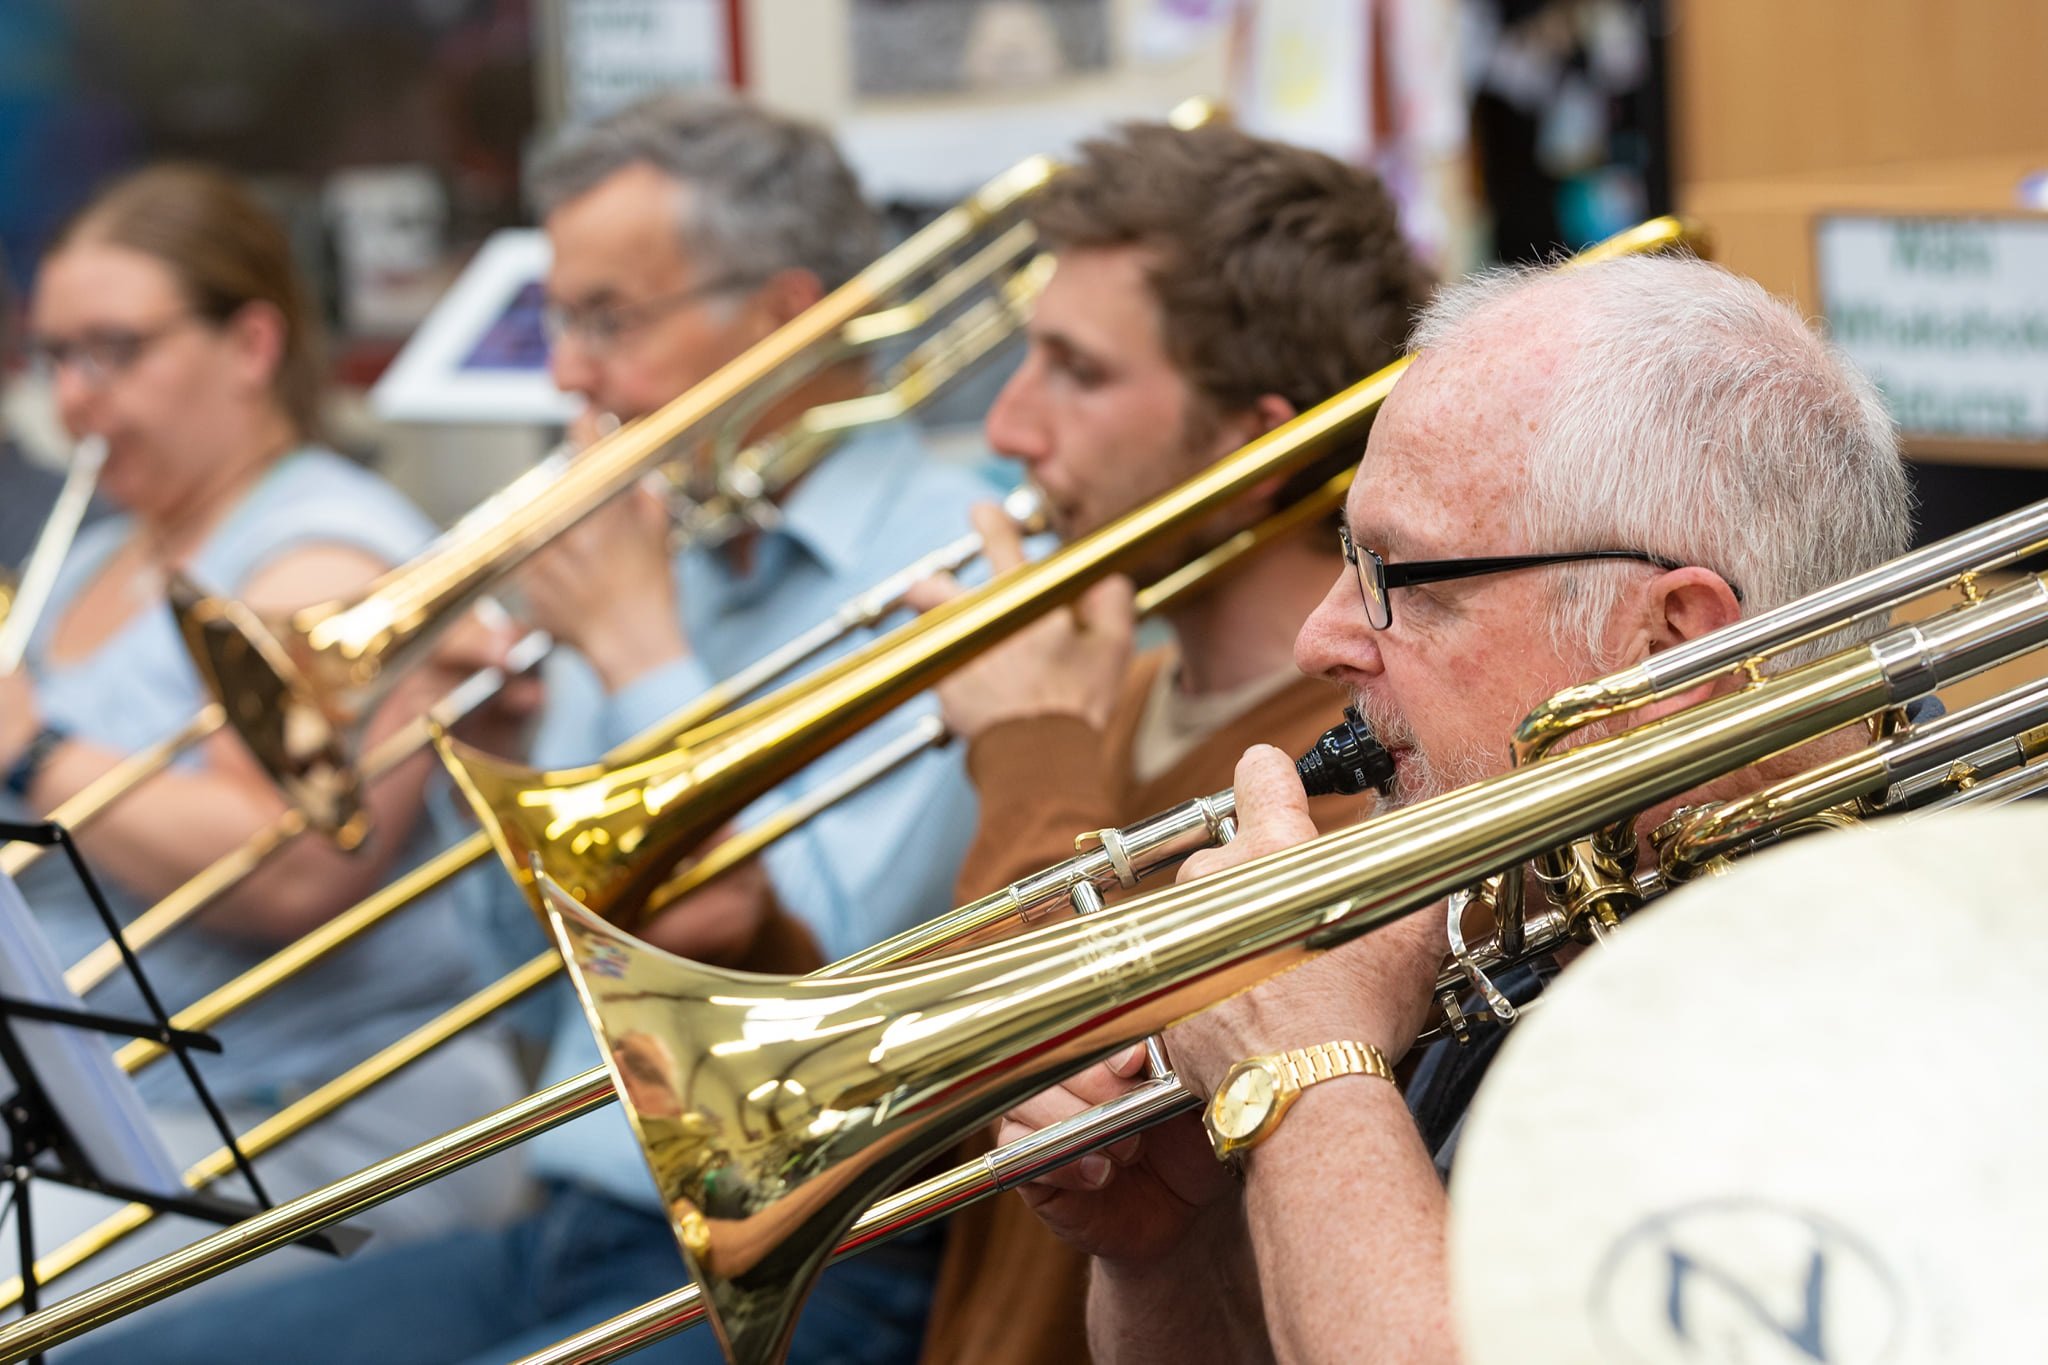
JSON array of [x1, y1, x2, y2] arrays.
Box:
[[1004, 253, 1911, 1364]]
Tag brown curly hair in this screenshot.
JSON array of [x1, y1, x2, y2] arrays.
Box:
[[1030, 120, 1430, 423]]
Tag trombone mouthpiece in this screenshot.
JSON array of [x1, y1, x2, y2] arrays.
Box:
[[1002, 484, 1050, 536], [1296, 707, 1395, 798]]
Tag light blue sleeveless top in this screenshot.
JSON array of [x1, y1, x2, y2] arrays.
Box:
[[8, 449, 494, 1108]]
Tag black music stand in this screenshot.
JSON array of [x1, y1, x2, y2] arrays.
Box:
[[0, 820, 360, 1359]]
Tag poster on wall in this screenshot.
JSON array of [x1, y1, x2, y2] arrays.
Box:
[[1233, 0, 1372, 165], [851, 0, 1110, 96], [1818, 215, 2048, 444], [561, 0, 739, 124]]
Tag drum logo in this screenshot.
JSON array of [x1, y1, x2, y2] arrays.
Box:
[[1590, 1198, 1903, 1363]]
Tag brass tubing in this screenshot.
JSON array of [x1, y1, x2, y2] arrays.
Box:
[[0, 954, 562, 1320], [174, 154, 1058, 837], [1134, 469, 1348, 616], [1656, 749, 1883, 885], [512, 1077, 1202, 1365], [694, 221, 1045, 496], [638, 714, 950, 921], [1511, 501, 2048, 770], [1916, 753, 2048, 812], [439, 217, 1697, 927], [713, 248, 1051, 506], [442, 356, 1411, 920], [0, 706, 226, 879], [634, 471, 1342, 925], [62, 624, 545, 996], [1659, 670, 2048, 879], [110, 832, 490, 1075], [0, 1064, 615, 1359]]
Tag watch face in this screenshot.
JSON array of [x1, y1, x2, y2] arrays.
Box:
[[1211, 1062, 1280, 1141]]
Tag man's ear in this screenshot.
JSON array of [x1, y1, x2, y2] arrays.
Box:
[[1621, 567, 1744, 721], [1616, 565, 1742, 664], [1217, 393, 1300, 497], [1648, 567, 1743, 651], [746, 267, 827, 331]]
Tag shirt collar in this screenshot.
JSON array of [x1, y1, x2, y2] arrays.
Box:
[[767, 421, 926, 579]]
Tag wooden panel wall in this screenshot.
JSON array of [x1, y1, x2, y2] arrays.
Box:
[[1671, 0, 2048, 188]]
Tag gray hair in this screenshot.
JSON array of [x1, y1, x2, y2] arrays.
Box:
[[1411, 254, 1912, 665], [528, 93, 878, 293]]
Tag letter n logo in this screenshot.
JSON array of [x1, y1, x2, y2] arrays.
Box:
[[1591, 1199, 1903, 1363]]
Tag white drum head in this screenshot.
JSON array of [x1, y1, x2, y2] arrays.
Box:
[[1450, 808, 2048, 1364]]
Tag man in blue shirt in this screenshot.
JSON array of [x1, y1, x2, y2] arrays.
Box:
[[66, 93, 987, 1365]]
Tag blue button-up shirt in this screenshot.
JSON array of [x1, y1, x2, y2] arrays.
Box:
[[499, 421, 992, 1208]]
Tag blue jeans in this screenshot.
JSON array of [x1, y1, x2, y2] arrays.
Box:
[[59, 1182, 939, 1364]]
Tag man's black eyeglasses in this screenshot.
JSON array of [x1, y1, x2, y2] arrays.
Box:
[[1337, 525, 1738, 631]]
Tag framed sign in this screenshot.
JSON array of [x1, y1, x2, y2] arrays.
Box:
[[555, 0, 742, 124], [1817, 214, 2048, 448]]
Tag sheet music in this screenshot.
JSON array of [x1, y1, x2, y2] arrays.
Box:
[[0, 869, 186, 1200]]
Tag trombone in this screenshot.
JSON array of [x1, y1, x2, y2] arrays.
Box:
[[0, 693, 1382, 1351], [0, 459, 1353, 1315], [0, 215, 1703, 1356], [170, 152, 1066, 841]]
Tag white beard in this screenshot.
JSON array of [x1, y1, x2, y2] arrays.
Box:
[[1346, 688, 1498, 809]]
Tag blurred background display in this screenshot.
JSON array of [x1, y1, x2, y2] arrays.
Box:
[[2, 0, 2044, 537]]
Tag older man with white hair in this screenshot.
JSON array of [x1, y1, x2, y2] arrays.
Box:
[[1001, 253, 1912, 1363]]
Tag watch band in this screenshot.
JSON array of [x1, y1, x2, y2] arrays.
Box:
[[1274, 1039, 1392, 1090], [4, 724, 70, 801]]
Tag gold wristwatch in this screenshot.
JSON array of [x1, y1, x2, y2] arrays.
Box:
[[1204, 1040, 1392, 1162]]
